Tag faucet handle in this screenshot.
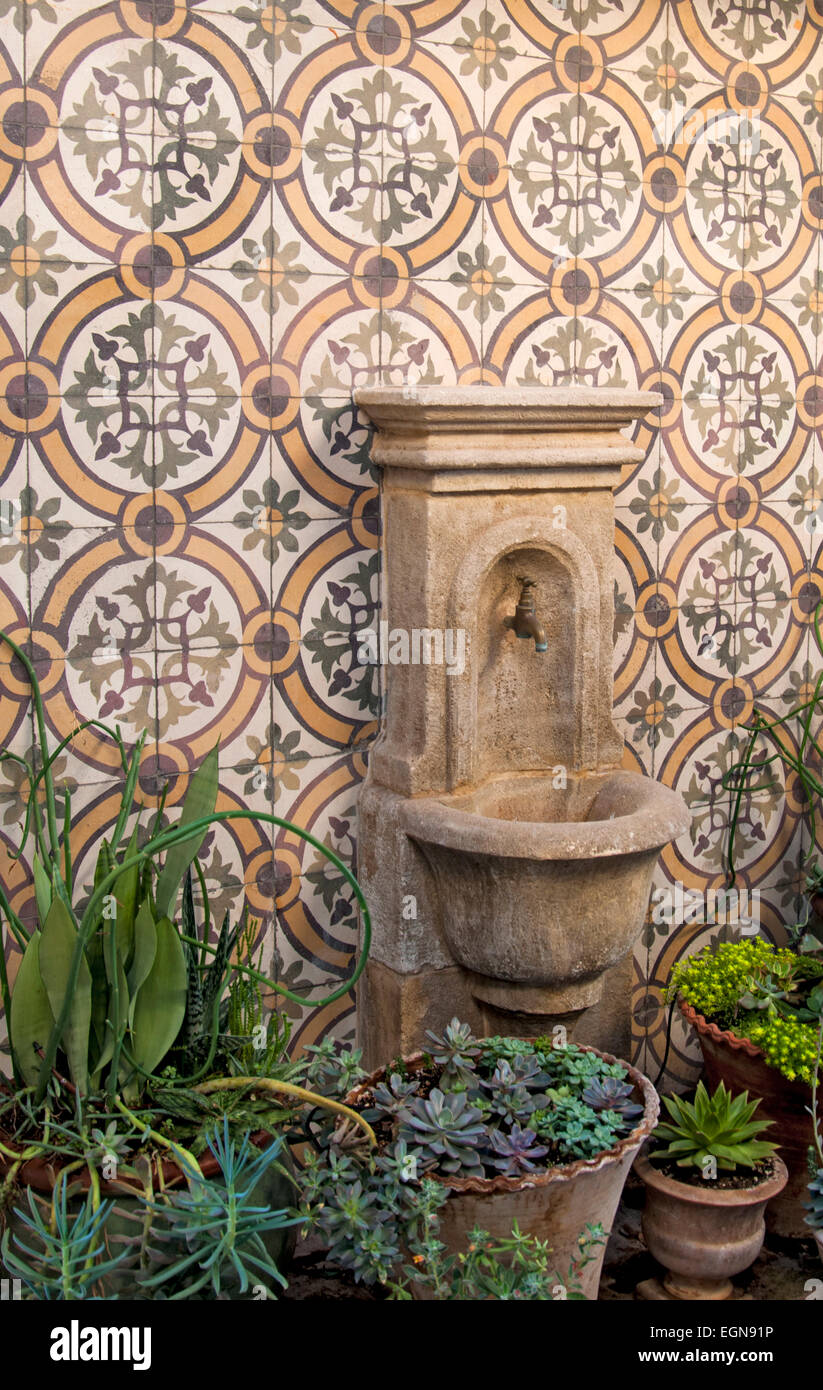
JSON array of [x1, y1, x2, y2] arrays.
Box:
[[516, 576, 536, 593]]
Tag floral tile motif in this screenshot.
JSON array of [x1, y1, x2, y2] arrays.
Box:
[[415, 1, 544, 61], [0, 11, 24, 81], [4, 0, 823, 1062]]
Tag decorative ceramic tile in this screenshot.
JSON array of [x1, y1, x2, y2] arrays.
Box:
[[3, 0, 823, 1062], [0, 13, 24, 85]]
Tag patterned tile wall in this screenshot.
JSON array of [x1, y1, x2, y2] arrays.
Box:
[[0, 0, 822, 1074]]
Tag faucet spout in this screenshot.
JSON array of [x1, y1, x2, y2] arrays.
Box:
[[517, 612, 548, 650], [505, 577, 548, 652]]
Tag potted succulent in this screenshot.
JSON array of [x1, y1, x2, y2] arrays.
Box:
[[635, 1081, 787, 1300], [667, 936, 822, 1236], [2, 1119, 302, 1300], [298, 1017, 659, 1299], [0, 632, 375, 1297]]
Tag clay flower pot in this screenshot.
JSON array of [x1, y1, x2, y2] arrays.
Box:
[[0, 1124, 295, 1295], [678, 999, 817, 1238], [0, 1123, 272, 1195], [635, 1150, 788, 1300], [348, 1044, 659, 1300]]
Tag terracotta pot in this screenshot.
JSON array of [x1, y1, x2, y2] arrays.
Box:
[[0, 1124, 295, 1294], [347, 1043, 659, 1300], [635, 1150, 788, 1299], [0, 1124, 272, 1194], [679, 999, 819, 1239]]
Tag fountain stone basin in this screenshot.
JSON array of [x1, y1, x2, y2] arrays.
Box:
[[352, 384, 692, 1061], [402, 768, 691, 1017]]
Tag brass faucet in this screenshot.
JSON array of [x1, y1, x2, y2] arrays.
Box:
[[505, 577, 547, 652]]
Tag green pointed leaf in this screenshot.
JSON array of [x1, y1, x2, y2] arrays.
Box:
[[154, 745, 219, 918], [181, 867, 197, 943], [202, 908, 236, 1012], [112, 825, 140, 967], [90, 957, 129, 1090], [94, 838, 114, 890], [129, 916, 187, 1077], [662, 1094, 687, 1124], [87, 930, 108, 1055], [31, 853, 51, 926], [725, 1119, 773, 1143], [127, 900, 157, 1024], [9, 931, 54, 1087], [39, 897, 92, 1092]]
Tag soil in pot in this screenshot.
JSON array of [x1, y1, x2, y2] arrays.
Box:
[[649, 1155, 778, 1191]]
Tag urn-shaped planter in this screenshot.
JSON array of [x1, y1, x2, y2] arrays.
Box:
[[679, 1000, 815, 1238], [347, 1043, 660, 1301], [635, 1151, 788, 1300]]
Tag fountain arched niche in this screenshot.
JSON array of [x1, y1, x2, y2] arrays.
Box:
[[447, 518, 603, 791], [353, 386, 690, 1065]]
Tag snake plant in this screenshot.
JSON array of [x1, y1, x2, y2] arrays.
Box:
[[0, 626, 375, 1133]]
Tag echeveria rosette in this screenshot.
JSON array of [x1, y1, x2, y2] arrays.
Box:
[[581, 1076, 644, 1121], [423, 1016, 482, 1090], [397, 1088, 486, 1178], [481, 1057, 544, 1126], [488, 1123, 548, 1177], [371, 1071, 421, 1117]]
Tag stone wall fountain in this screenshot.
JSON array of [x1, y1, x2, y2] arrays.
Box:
[[354, 386, 690, 1066]]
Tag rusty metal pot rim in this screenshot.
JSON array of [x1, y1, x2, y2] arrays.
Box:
[[635, 1150, 789, 1208], [346, 1040, 660, 1198]]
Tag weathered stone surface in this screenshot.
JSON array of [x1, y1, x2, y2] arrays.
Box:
[[359, 960, 480, 1068], [354, 386, 689, 1063], [358, 782, 452, 973], [403, 769, 688, 1014], [573, 956, 634, 1058]]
